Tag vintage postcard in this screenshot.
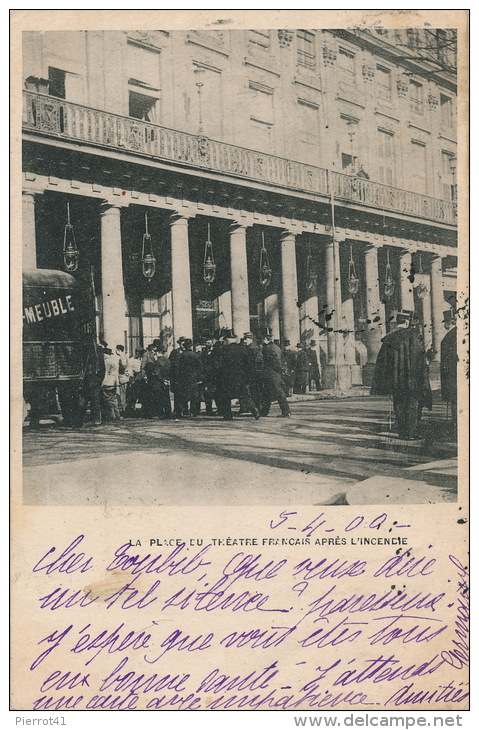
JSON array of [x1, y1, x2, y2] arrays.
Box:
[[11, 9, 469, 719]]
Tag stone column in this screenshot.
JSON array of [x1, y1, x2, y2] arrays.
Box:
[[323, 237, 350, 389], [422, 285, 433, 353], [430, 255, 445, 363], [100, 203, 127, 348], [363, 245, 386, 384], [280, 231, 300, 345], [324, 238, 337, 365], [265, 293, 280, 340], [170, 214, 193, 343], [229, 224, 250, 338], [399, 250, 415, 312], [22, 190, 37, 269]]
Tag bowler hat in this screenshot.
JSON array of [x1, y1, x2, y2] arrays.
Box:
[[182, 338, 193, 349], [243, 331, 254, 339], [222, 329, 236, 339], [309, 340, 317, 346]]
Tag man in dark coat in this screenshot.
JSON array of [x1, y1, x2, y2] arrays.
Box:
[[440, 323, 457, 425], [143, 344, 172, 419], [282, 340, 297, 397], [371, 311, 432, 439], [173, 338, 203, 417], [242, 332, 263, 412], [215, 331, 260, 421], [293, 343, 310, 394], [77, 339, 105, 426], [306, 340, 322, 391], [261, 335, 291, 417], [169, 336, 187, 416], [201, 338, 216, 415]]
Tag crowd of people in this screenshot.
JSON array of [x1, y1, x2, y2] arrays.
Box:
[[74, 331, 323, 427]]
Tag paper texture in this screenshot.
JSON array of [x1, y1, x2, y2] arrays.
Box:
[[11, 9, 469, 715]]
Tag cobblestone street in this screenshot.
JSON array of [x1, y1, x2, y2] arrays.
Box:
[[22, 394, 457, 507]]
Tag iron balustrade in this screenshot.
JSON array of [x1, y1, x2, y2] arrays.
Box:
[[23, 91, 456, 226]]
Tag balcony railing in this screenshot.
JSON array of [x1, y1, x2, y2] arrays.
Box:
[[22, 91, 457, 226]]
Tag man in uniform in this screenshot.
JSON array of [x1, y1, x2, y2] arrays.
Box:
[[371, 310, 432, 440]]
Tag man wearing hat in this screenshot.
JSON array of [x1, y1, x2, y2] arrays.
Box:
[[260, 334, 291, 417], [169, 336, 187, 416], [242, 332, 263, 414], [371, 310, 432, 439], [215, 330, 260, 421], [143, 342, 172, 419], [306, 340, 322, 391], [293, 342, 310, 394], [173, 338, 203, 417], [281, 340, 297, 397]]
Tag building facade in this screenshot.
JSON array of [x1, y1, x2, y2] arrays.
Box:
[[22, 27, 458, 387]]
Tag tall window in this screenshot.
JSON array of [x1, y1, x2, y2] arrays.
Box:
[[48, 66, 84, 103], [194, 67, 223, 138], [340, 116, 358, 174], [297, 30, 316, 70], [441, 151, 456, 200], [377, 129, 395, 185], [409, 80, 423, 114], [440, 93, 453, 127], [129, 91, 159, 123], [249, 82, 274, 152], [376, 65, 392, 100], [338, 48, 356, 84], [48, 67, 65, 98], [248, 29, 271, 51], [296, 99, 320, 163], [410, 140, 427, 194], [127, 42, 161, 123]]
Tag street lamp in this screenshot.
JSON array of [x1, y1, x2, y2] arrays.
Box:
[[415, 253, 427, 299], [202, 222, 216, 284], [305, 241, 317, 294], [194, 66, 205, 135], [347, 244, 359, 295], [383, 249, 395, 299], [62, 201, 80, 273], [141, 213, 156, 281], [259, 231, 272, 288]]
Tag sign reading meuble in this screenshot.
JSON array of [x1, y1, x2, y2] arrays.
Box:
[[23, 293, 75, 324]]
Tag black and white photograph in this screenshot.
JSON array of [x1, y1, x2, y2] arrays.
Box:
[[20, 20, 462, 507], [11, 9, 469, 718]]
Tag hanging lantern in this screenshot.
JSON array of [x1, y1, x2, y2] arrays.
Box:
[[141, 213, 156, 280], [415, 253, 427, 299], [203, 222, 216, 284], [347, 244, 359, 295], [305, 241, 317, 294], [62, 201, 80, 272], [383, 249, 395, 299], [259, 231, 272, 288]]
